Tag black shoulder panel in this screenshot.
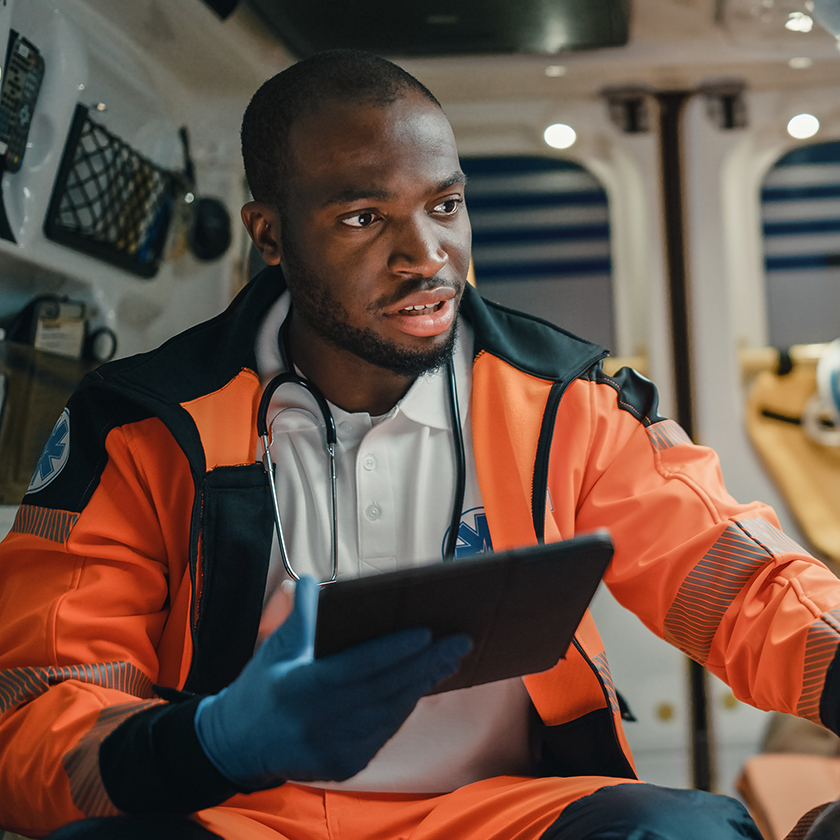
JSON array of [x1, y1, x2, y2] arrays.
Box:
[[461, 286, 607, 382], [20, 377, 156, 514], [81, 266, 285, 475], [97, 266, 283, 409], [589, 364, 665, 428]]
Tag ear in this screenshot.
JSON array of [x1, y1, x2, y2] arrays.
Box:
[[241, 201, 282, 265]]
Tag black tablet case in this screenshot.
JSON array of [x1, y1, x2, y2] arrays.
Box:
[[314, 531, 613, 694]]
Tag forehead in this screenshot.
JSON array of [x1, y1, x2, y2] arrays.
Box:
[[285, 94, 461, 203]]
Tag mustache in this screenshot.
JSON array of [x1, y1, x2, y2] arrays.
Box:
[[370, 276, 461, 311]]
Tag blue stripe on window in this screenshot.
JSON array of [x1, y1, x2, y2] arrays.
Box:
[[765, 253, 840, 271], [764, 218, 840, 237], [471, 223, 611, 245], [763, 183, 840, 203], [466, 190, 608, 211], [475, 257, 612, 280], [775, 145, 840, 167]]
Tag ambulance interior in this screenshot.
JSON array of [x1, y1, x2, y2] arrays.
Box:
[[3, 0, 840, 837]]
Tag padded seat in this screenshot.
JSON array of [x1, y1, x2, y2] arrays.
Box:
[[737, 753, 840, 839]]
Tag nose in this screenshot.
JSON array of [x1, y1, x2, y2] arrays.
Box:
[[387, 214, 448, 278]]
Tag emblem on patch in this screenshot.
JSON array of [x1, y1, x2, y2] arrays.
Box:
[[441, 506, 493, 559], [28, 408, 71, 493]]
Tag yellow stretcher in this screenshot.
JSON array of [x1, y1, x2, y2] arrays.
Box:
[[744, 345, 840, 570]]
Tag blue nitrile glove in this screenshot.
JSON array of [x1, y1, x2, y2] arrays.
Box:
[[194, 576, 471, 790]]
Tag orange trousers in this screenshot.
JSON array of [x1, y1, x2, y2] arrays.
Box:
[[192, 775, 641, 840]]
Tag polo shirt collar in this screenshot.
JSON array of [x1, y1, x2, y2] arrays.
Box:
[[256, 291, 473, 433]]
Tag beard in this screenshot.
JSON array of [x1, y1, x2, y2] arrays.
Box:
[[281, 233, 459, 379]]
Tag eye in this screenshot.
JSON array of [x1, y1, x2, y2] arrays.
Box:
[[341, 211, 378, 228], [433, 197, 462, 216]]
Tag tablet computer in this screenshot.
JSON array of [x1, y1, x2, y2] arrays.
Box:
[[314, 530, 613, 694]]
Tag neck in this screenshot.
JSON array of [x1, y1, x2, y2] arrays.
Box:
[[285, 315, 416, 415]]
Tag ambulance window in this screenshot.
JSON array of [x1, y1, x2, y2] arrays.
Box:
[[762, 141, 840, 346], [461, 156, 614, 350]]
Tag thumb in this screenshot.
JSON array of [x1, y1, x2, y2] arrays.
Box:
[[261, 575, 319, 664]]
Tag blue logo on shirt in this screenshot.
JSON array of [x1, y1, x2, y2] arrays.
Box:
[[442, 506, 493, 559], [28, 408, 70, 494]]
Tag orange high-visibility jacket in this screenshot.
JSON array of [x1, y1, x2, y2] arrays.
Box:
[[2, 267, 840, 837]]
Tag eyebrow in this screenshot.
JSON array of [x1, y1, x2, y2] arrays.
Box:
[[320, 171, 467, 208], [437, 171, 467, 191]]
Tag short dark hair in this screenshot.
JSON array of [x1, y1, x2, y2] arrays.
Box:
[[241, 49, 441, 209]]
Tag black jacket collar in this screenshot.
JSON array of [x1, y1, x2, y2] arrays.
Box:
[[95, 263, 606, 414]]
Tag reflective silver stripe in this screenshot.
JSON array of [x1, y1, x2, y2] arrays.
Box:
[[62, 701, 162, 817], [11, 505, 79, 543], [798, 609, 840, 723], [590, 651, 619, 714], [646, 420, 692, 453], [0, 661, 155, 714], [664, 520, 783, 663], [738, 516, 808, 558]]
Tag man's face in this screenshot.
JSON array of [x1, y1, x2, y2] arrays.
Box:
[[277, 92, 471, 378]]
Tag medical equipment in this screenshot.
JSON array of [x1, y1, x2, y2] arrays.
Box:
[[257, 313, 466, 585]]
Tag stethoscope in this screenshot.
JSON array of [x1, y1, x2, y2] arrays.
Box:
[[257, 312, 466, 585]]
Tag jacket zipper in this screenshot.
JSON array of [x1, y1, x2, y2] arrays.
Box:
[[573, 638, 637, 779], [184, 475, 206, 691], [530, 351, 634, 778], [530, 350, 608, 543]]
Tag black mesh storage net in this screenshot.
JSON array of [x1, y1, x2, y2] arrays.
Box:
[[44, 104, 178, 278]]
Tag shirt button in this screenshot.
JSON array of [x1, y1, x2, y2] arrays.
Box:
[[363, 455, 377, 471], [365, 504, 381, 521], [339, 421, 353, 436]]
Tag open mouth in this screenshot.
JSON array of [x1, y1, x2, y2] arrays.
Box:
[[386, 294, 455, 338], [398, 302, 445, 315]]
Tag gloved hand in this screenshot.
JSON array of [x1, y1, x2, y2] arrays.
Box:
[[194, 576, 471, 790]]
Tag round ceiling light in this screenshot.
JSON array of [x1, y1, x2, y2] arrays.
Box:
[[543, 123, 577, 149], [787, 113, 820, 139]]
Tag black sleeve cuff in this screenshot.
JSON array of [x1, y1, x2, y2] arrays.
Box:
[[100, 694, 241, 814], [820, 644, 840, 735]]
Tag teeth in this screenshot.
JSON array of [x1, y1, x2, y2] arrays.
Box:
[[401, 303, 436, 311]]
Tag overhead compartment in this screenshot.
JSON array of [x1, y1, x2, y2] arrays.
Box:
[[237, 0, 630, 58]]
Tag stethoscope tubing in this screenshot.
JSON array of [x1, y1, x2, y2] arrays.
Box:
[[444, 359, 466, 561], [259, 369, 339, 584]]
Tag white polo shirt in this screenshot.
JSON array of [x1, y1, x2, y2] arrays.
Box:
[[254, 293, 534, 792]]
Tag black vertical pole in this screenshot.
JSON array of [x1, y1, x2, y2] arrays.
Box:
[[658, 91, 695, 441], [656, 90, 714, 793]]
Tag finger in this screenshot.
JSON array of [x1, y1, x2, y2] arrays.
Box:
[[319, 627, 435, 682], [261, 575, 319, 662], [435, 633, 473, 660], [326, 633, 472, 707], [382, 634, 471, 696]]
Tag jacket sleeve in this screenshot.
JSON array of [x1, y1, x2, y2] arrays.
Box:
[[566, 367, 840, 734], [0, 382, 231, 836]]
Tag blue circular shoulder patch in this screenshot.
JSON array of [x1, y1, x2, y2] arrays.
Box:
[[28, 408, 71, 494]]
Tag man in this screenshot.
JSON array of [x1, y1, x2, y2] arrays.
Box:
[[0, 50, 837, 840]]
